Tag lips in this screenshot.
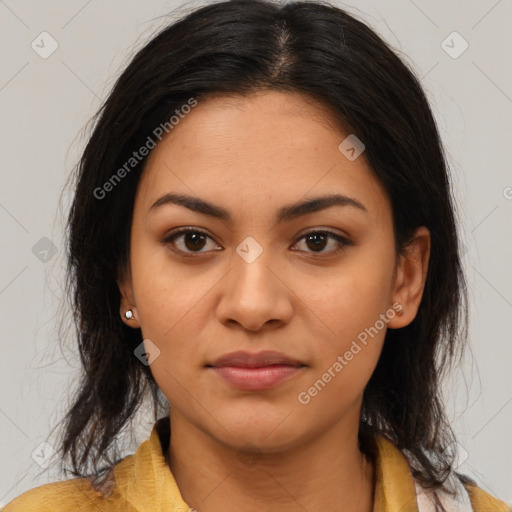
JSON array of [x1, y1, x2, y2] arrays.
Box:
[[206, 350, 305, 369], [206, 350, 306, 391]]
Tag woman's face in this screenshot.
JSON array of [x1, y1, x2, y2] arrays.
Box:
[[119, 90, 429, 452]]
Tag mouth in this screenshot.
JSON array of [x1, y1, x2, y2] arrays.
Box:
[[206, 365, 306, 391], [205, 350, 307, 391], [207, 349, 305, 368]]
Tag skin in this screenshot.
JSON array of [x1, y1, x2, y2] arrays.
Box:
[[118, 90, 430, 512]]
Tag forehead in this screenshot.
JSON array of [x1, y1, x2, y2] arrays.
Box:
[[136, 91, 391, 223]]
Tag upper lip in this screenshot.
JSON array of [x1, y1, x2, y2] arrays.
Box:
[[207, 350, 305, 368]]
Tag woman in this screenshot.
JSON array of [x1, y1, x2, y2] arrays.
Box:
[[3, 0, 509, 511]]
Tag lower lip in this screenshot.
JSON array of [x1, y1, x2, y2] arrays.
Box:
[[209, 365, 304, 391]]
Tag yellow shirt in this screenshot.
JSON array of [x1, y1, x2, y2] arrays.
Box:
[[3, 417, 509, 512]]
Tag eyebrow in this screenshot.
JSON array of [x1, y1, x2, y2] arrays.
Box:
[[149, 192, 368, 223]]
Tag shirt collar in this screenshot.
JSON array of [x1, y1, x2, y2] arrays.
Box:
[[113, 416, 190, 511], [373, 433, 419, 512], [115, 416, 418, 512]]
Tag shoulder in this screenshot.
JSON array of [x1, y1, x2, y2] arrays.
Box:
[[2, 478, 101, 512], [1, 472, 133, 512], [414, 472, 510, 512], [463, 481, 511, 512]]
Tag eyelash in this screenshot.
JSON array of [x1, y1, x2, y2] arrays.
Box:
[[160, 227, 353, 258]]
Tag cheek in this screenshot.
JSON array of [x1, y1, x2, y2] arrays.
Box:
[[295, 274, 388, 418], [304, 251, 394, 348], [294, 246, 394, 400], [129, 241, 215, 356], [132, 262, 214, 404]]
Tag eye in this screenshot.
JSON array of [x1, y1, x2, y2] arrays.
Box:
[[292, 230, 352, 255], [161, 228, 221, 256], [161, 228, 352, 257]]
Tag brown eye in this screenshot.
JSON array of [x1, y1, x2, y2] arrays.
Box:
[[161, 228, 221, 255], [180, 232, 208, 251], [293, 231, 352, 255]]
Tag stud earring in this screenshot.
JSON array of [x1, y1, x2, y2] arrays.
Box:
[[124, 310, 135, 320], [397, 304, 404, 317]]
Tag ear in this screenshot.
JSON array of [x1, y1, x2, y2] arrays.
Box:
[[387, 226, 430, 329], [117, 264, 141, 329]]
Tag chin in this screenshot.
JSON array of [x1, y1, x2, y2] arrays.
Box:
[[207, 408, 307, 452]]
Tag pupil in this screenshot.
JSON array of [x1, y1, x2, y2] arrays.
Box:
[[307, 233, 327, 251], [185, 233, 206, 251]]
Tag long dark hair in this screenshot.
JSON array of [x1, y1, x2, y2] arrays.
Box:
[[52, 0, 469, 505]]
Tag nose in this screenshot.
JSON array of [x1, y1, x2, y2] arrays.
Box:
[[215, 248, 294, 333]]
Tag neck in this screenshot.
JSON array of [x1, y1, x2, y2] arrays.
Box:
[[166, 411, 375, 512]]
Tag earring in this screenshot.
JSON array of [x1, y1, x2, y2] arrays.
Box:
[[124, 310, 134, 320], [397, 304, 404, 317]]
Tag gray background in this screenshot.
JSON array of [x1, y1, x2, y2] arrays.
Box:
[[1, 0, 511, 506]]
